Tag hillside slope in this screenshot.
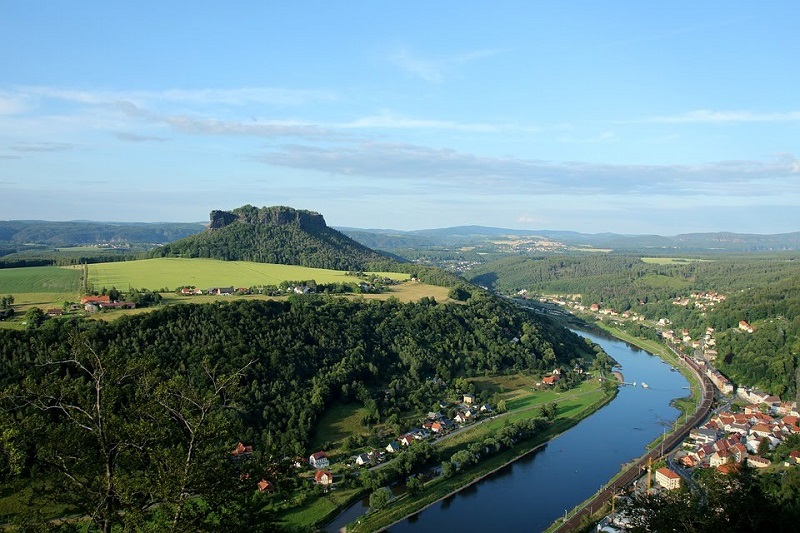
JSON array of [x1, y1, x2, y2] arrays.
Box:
[[149, 205, 393, 271]]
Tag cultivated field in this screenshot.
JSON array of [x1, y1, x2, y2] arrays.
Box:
[[0, 266, 81, 306], [87, 258, 409, 291], [0, 259, 448, 327]]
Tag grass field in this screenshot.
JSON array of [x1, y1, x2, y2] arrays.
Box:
[[309, 402, 371, 454], [87, 258, 409, 292], [0, 259, 445, 329], [0, 266, 81, 307]]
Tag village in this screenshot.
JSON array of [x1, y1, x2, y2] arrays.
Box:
[[535, 290, 800, 530], [231, 389, 499, 496]]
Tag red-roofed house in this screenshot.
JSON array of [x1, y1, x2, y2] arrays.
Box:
[[309, 451, 329, 469], [314, 470, 333, 487], [257, 479, 274, 492], [655, 467, 681, 490], [231, 442, 253, 460], [81, 295, 111, 305], [542, 375, 560, 385]]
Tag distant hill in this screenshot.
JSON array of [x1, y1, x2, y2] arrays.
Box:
[[149, 205, 394, 271], [0, 220, 205, 247], [336, 225, 800, 253]]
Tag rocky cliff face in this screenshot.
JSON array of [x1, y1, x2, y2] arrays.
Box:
[[209, 210, 238, 229], [259, 206, 326, 229], [209, 206, 327, 231]]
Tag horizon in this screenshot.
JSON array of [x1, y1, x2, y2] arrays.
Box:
[[2, 213, 798, 238], [2, 3, 799, 234]]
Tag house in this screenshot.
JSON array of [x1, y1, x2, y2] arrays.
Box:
[[542, 375, 559, 385], [709, 450, 731, 468], [480, 404, 492, 413], [208, 286, 235, 296], [454, 413, 469, 424], [739, 320, 754, 333], [257, 479, 274, 492], [730, 443, 749, 463], [355, 453, 371, 466], [46, 308, 63, 317], [785, 450, 800, 466], [463, 393, 475, 405], [430, 421, 445, 433], [80, 295, 111, 305], [399, 434, 415, 447], [690, 428, 717, 444], [231, 442, 253, 460], [655, 467, 681, 490], [386, 441, 400, 454], [309, 451, 329, 469], [747, 456, 771, 469], [314, 470, 334, 487], [717, 463, 739, 475]]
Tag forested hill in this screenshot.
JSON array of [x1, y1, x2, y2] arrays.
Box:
[[0, 220, 205, 247], [0, 294, 592, 529], [149, 205, 393, 271]]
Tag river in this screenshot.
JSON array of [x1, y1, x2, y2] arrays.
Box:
[[326, 328, 689, 532]]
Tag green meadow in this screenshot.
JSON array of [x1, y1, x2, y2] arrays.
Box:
[[87, 258, 409, 291], [0, 266, 81, 307]]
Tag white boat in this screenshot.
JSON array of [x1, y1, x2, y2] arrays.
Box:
[[641, 382, 649, 389]]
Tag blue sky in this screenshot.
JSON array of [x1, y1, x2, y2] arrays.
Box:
[[1, 2, 799, 234]]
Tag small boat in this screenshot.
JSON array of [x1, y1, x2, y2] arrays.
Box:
[[641, 382, 649, 389]]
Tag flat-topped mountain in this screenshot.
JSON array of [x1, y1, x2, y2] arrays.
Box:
[[150, 205, 393, 270]]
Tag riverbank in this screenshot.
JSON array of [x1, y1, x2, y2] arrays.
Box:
[[591, 321, 703, 421], [344, 383, 618, 533], [541, 321, 707, 532]]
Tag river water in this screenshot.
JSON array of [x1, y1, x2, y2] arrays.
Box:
[[326, 328, 688, 532]]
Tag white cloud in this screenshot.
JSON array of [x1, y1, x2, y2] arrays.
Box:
[[114, 132, 169, 143], [389, 47, 501, 83], [650, 109, 800, 123], [257, 141, 800, 199], [342, 111, 498, 132], [14, 85, 337, 108], [10, 141, 74, 152]]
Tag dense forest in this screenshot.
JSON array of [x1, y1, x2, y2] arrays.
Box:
[[0, 292, 589, 530], [468, 254, 800, 398]]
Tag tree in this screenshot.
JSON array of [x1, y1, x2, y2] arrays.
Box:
[[24, 307, 46, 329], [758, 436, 771, 457], [0, 295, 13, 309], [369, 487, 391, 511], [406, 475, 424, 495], [10, 332, 148, 533], [5, 330, 257, 533]]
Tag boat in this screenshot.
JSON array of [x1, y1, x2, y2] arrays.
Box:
[[641, 382, 649, 389]]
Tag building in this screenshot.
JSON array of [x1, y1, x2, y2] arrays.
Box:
[[655, 467, 681, 490], [314, 469, 334, 487], [309, 451, 329, 469]]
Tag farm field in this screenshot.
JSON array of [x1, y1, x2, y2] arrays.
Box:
[[87, 258, 409, 292], [0, 266, 81, 307], [0, 259, 446, 328]]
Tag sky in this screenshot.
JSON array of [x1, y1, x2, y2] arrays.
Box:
[[1, 2, 799, 235]]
